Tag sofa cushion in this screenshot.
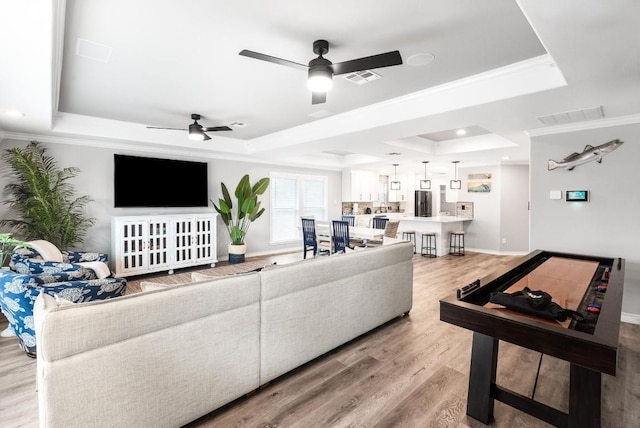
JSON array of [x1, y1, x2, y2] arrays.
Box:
[[258, 241, 414, 384]]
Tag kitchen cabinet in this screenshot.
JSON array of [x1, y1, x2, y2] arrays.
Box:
[[342, 170, 379, 201], [111, 213, 217, 277]]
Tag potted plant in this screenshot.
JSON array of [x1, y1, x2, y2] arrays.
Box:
[[0, 141, 95, 249], [211, 174, 269, 264], [0, 233, 29, 268]]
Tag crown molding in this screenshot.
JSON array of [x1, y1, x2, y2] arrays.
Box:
[[0, 131, 344, 172], [526, 113, 640, 137]]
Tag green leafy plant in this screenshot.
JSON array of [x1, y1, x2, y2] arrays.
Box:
[[0, 141, 95, 249], [0, 233, 29, 267], [212, 174, 270, 245]]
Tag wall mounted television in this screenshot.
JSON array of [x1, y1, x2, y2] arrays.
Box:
[[114, 154, 209, 207]]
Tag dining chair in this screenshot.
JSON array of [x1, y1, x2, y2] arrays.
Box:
[[367, 220, 400, 247], [341, 215, 355, 226], [316, 220, 333, 254], [372, 217, 389, 230], [384, 220, 400, 238], [301, 217, 318, 259], [332, 220, 351, 253]]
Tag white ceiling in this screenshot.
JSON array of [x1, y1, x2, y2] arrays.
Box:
[[1, 0, 639, 177]]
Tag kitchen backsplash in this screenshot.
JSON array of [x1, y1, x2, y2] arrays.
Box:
[[342, 201, 401, 215]]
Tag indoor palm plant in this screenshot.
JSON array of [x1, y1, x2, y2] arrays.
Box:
[[0, 233, 29, 268], [212, 174, 269, 263], [0, 141, 95, 249]]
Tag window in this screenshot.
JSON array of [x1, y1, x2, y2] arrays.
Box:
[[270, 172, 328, 243]]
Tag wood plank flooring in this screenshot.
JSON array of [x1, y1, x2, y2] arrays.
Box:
[[1, 251, 639, 427]]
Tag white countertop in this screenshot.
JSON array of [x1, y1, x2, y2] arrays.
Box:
[[399, 216, 473, 223], [349, 214, 472, 224]]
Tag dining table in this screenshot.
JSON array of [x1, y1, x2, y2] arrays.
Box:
[[349, 226, 384, 241]]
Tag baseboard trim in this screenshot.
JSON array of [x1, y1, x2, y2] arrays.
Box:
[[621, 312, 640, 325]]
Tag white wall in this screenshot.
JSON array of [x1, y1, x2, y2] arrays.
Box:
[[530, 122, 639, 317], [458, 165, 502, 253], [500, 165, 530, 253], [430, 165, 529, 255], [0, 139, 343, 259]]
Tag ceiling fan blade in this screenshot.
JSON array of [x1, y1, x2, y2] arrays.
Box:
[[332, 50, 403, 75], [312, 92, 326, 105], [239, 49, 308, 71], [146, 126, 187, 131], [202, 133, 212, 141], [202, 126, 232, 132]]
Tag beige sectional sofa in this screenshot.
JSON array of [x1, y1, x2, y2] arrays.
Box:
[[33, 241, 414, 428]]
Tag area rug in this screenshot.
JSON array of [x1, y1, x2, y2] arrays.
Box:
[[124, 259, 273, 294]]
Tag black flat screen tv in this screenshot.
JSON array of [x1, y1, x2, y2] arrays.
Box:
[[114, 154, 209, 207]]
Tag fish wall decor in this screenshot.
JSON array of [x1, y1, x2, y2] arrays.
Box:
[[548, 139, 623, 171]]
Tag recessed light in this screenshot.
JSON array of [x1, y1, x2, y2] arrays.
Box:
[[229, 121, 246, 128], [4, 110, 24, 118], [407, 53, 435, 66], [502, 156, 510, 160], [456, 129, 467, 136]]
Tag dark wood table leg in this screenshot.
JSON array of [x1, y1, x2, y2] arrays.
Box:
[[569, 363, 601, 428], [467, 332, 499, 424]]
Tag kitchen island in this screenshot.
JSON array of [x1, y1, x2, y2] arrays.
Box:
[[349, 214, 472, 256], [397, 216, 473, 256]]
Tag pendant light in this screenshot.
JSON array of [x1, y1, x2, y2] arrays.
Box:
[[450, 161, 461, 190], [390, 164, 401, 190], [420, 161, 431, 190]]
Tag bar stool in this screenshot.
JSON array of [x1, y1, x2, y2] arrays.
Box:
[[421, 232, 437, 258], [401, 230, 416, 254], [449, 230, 465, 256]]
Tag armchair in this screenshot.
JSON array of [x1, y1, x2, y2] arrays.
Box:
[[0, 268, 127, 356], [10, 240, 110, 280]]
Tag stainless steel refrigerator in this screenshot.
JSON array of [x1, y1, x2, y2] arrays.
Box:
[[415, 190, 432, 217]]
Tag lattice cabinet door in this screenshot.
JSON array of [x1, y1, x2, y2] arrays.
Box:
[[147, 218, 171, 271], [193, 216, 216, 262], [112, 214, 217, 277], [113, 219, 149, 276], [172, 217, 195, 268]]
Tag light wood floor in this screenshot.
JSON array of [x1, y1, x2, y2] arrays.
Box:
[[1, 251, 639, 427]]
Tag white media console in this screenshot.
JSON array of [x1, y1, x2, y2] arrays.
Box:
[[111, 213, 218, 277]]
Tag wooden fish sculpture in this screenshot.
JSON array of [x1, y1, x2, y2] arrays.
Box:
[[548, 139, 623, 171]]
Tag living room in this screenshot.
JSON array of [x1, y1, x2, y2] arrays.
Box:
[[1, 1, 639, 427]]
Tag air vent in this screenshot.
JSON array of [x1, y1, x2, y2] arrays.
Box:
[[537, 106, 604, 126], [342, 70, 381, 85]]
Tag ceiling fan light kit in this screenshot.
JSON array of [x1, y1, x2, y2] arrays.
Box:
[[148, 113, 231, 141], [188, 123, 210, 141], [239, 39, 402, 104]]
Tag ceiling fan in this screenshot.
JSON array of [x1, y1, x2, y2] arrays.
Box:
[[147, 114, 232, 141], [239, 39, 403, 104]]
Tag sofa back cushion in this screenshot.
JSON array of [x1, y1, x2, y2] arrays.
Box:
[[34, 271, 262, 428], [258, 241, 414, 384]]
